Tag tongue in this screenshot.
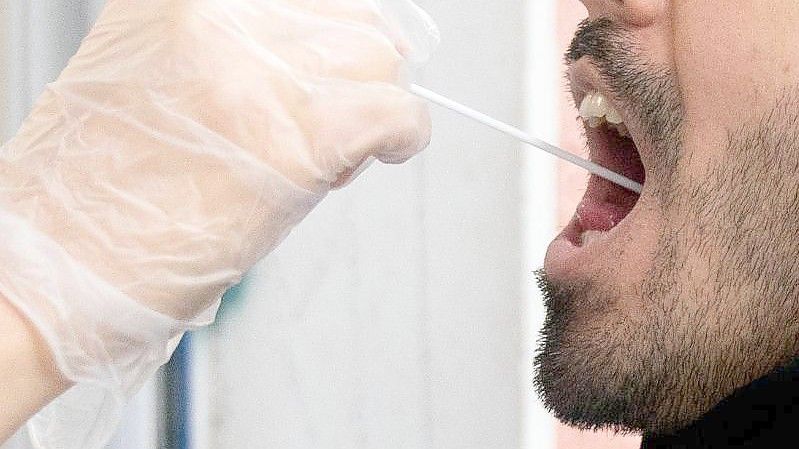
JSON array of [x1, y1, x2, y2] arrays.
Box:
[[577, 199, 632, 232]]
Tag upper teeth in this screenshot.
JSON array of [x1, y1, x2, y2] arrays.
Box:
[[579, 92, 628, 137]]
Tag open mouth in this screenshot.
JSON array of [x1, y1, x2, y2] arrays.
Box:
[[543, 58, 653, 278], [558, 89, 647, 250]]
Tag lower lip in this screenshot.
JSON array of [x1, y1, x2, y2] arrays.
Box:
[[544, 220, 607, 280], [543, 197, 638, 279]]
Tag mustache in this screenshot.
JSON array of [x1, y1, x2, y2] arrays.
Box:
[[565, 18, 637, 97], [566, 18, 629, 65]]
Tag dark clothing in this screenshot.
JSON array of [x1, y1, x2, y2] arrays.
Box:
[[641, 358, 799, 448]]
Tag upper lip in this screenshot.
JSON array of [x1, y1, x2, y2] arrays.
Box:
[[568, 58, 626, 120], [567, 58, 650, 176]]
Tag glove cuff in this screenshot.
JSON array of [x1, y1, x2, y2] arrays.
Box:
[[0, 206, 206, 448]]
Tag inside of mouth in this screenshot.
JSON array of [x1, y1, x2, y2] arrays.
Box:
[[574, 122, 645, 246]]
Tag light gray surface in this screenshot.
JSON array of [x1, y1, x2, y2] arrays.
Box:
[[0, 0, 105, 139], [207, 1, 526, 447], [0, 0, 93, 138]]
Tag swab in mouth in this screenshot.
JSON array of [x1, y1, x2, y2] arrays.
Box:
[[409, 84, 643, 195]]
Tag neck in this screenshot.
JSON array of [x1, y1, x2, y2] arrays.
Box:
[[642, 357, 799, 448]]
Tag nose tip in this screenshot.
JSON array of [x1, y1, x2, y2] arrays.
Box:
[[579, 0, 661, 27]]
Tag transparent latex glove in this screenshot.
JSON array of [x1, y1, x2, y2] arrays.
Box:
[[0, 0, 438, 447]]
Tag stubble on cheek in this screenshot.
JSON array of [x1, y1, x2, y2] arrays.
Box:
[[673, 87, 799, 399]]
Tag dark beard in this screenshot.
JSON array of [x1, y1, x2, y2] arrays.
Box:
[[534, 18, 799, 436], [534, 273, 667, 434]]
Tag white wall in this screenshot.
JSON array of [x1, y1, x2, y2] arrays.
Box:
[[0, 1, 88, 137], [522, 0, 559, 448], [0, 0, 106, 138]]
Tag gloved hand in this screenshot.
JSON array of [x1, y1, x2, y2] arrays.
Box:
[[0, 0, 437, 447]]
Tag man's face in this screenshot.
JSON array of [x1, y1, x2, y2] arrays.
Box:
[[537, 0, 799, 435]]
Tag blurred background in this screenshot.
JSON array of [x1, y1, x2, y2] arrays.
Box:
[[0, 1, 640, 448]]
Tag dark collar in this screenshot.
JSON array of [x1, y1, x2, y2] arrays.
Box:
[[641, 357, 799, 449]]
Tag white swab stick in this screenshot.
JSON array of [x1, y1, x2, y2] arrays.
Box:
[[409, 84, 643, 195]]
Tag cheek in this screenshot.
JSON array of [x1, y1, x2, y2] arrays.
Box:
[[672, 1, 799, 158], [588, 195, 666, 294]]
